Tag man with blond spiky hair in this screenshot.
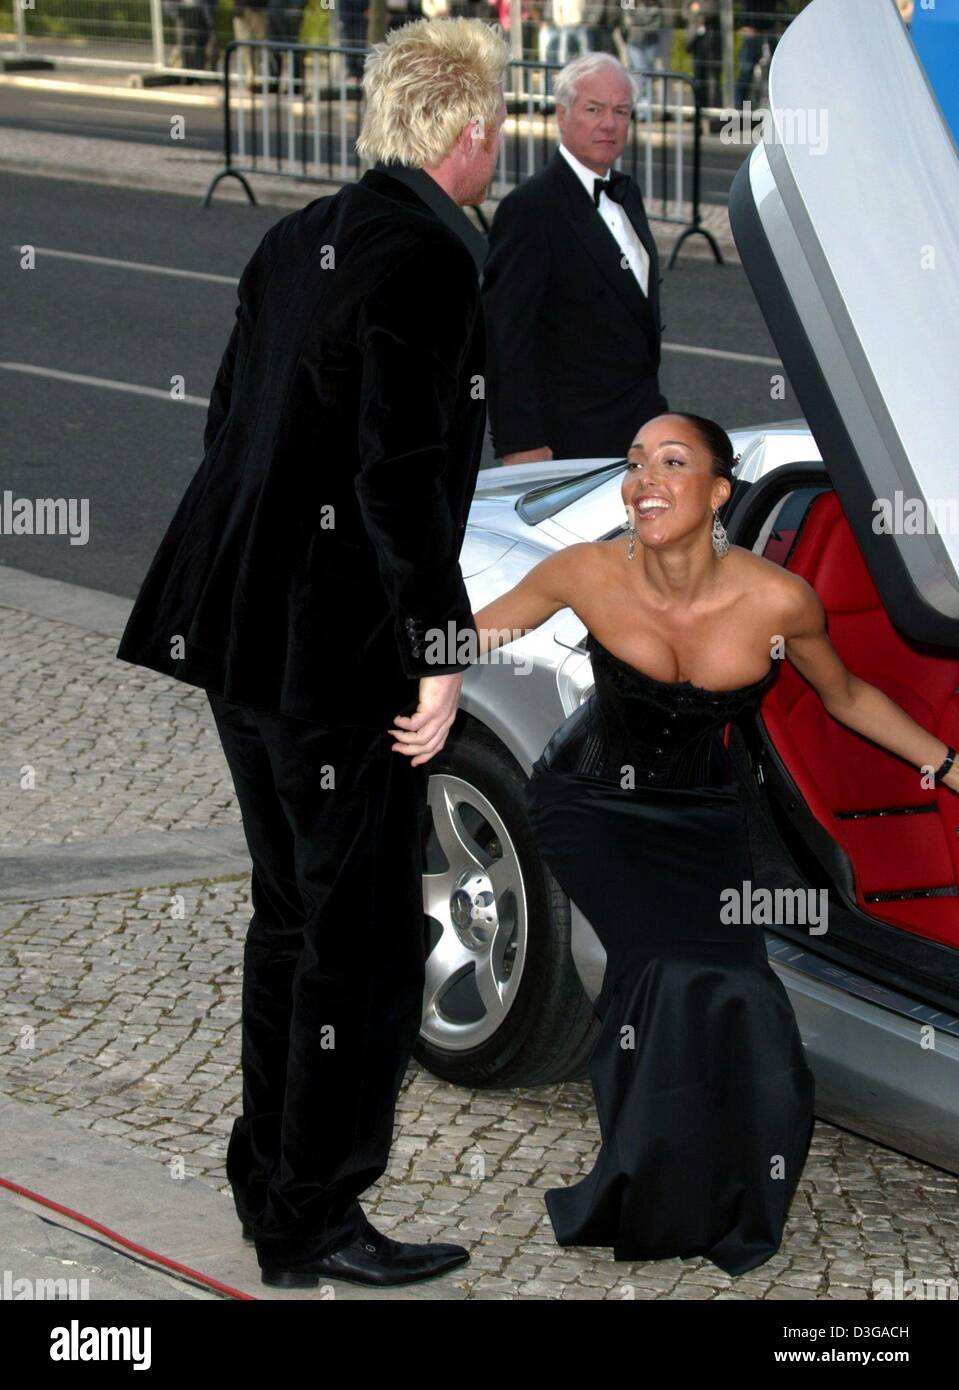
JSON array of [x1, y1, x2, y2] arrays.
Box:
[[117, 17, 508, 1290]]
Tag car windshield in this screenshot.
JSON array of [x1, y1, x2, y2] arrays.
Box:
[[516, 459, 628, 525]]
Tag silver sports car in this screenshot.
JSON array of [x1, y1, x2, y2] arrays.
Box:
[[413, 0, 959, 1178]]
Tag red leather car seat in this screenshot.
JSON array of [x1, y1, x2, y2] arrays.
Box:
[[758, 489, 959, 949]]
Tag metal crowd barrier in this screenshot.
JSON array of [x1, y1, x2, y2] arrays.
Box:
[[203, 40, 721, 268], [1, 0, 211, 76]]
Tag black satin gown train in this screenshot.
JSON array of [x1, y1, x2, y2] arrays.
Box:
[[524, 632, 816, 1277]]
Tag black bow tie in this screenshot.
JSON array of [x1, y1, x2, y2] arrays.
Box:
[[593, 171, 630, 207]]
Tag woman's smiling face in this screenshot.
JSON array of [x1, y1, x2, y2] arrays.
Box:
[[620, 415, 731, 549]]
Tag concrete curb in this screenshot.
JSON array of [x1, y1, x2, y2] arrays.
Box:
[[0, 826, 251, 902]]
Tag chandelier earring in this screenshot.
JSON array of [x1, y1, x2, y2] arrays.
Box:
[[712, 461, 738, 558]]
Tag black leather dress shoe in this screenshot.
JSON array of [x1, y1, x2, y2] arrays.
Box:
[[259, 1223, 470, 1289]]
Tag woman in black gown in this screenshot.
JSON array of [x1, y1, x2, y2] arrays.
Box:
[[526, 633, 809, 1275], [461, 411, 959, 1276]]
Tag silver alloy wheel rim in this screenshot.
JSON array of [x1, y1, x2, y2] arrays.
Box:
[[420, 772, 528, 1051]]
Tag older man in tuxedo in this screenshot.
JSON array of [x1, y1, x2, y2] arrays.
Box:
[[483, 52, 669, 463], [116, 18, 508, 1288]]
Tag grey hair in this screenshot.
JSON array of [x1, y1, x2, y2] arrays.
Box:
[[356, 17, 509, 168], [553, 52, 640, 112]]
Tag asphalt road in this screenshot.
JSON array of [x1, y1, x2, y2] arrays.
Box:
[[0, 78, 749, 208], [0, 169, 798, 598]]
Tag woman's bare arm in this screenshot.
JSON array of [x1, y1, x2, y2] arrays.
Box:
[[778, 573, 959, 794], [389, 544, 587, 766], [472, 544, 589, 656]]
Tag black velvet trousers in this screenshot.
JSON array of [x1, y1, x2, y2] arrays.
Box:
[[207, 690, 429, 1265]]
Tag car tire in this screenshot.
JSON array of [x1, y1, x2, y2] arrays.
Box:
[[413, 716, 599, 1088]]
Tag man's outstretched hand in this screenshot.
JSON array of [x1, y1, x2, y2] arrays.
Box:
[[389, 672, 465, 767]]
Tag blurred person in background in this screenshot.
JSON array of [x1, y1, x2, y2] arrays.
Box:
[[614, 0, 662, 106], [393, 0, 426, 28], [340, 0, 369, 80], [490, 0, 542, 59], [587, 0, 622, 55], [734, 0, 782, 110], [541, 0, 592, 70], [267, 0, 306, 83], [164, 0, 217, 73], [232, 0, 270, 86], [684, 0, 721, 109]]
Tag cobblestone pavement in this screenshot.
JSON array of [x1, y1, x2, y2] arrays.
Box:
[[1, 589, 958, 1299], [0, 604, 237, 848]]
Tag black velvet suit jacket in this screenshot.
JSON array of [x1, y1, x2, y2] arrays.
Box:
[[116, 164, 488, 725], [482, 145, 669, 461]]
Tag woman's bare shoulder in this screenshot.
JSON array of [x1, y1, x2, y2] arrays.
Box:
[[571, 538, 628, 585], [546, 540, 614, 579], [728, 545, 789, 587], [526, 541, 617, 614], [729, 546, 823, 620], [585, 536, 626, 566], [521, 541, 606, 605]]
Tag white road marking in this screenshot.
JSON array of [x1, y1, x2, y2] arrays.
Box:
[[8, 244, 237, 284], [662, 341, 781, 367], [34, 100, 175, 122], [0, 362, 209, 405]]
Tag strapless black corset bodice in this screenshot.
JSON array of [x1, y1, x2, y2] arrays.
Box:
[[537, 631, 782, 789]]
